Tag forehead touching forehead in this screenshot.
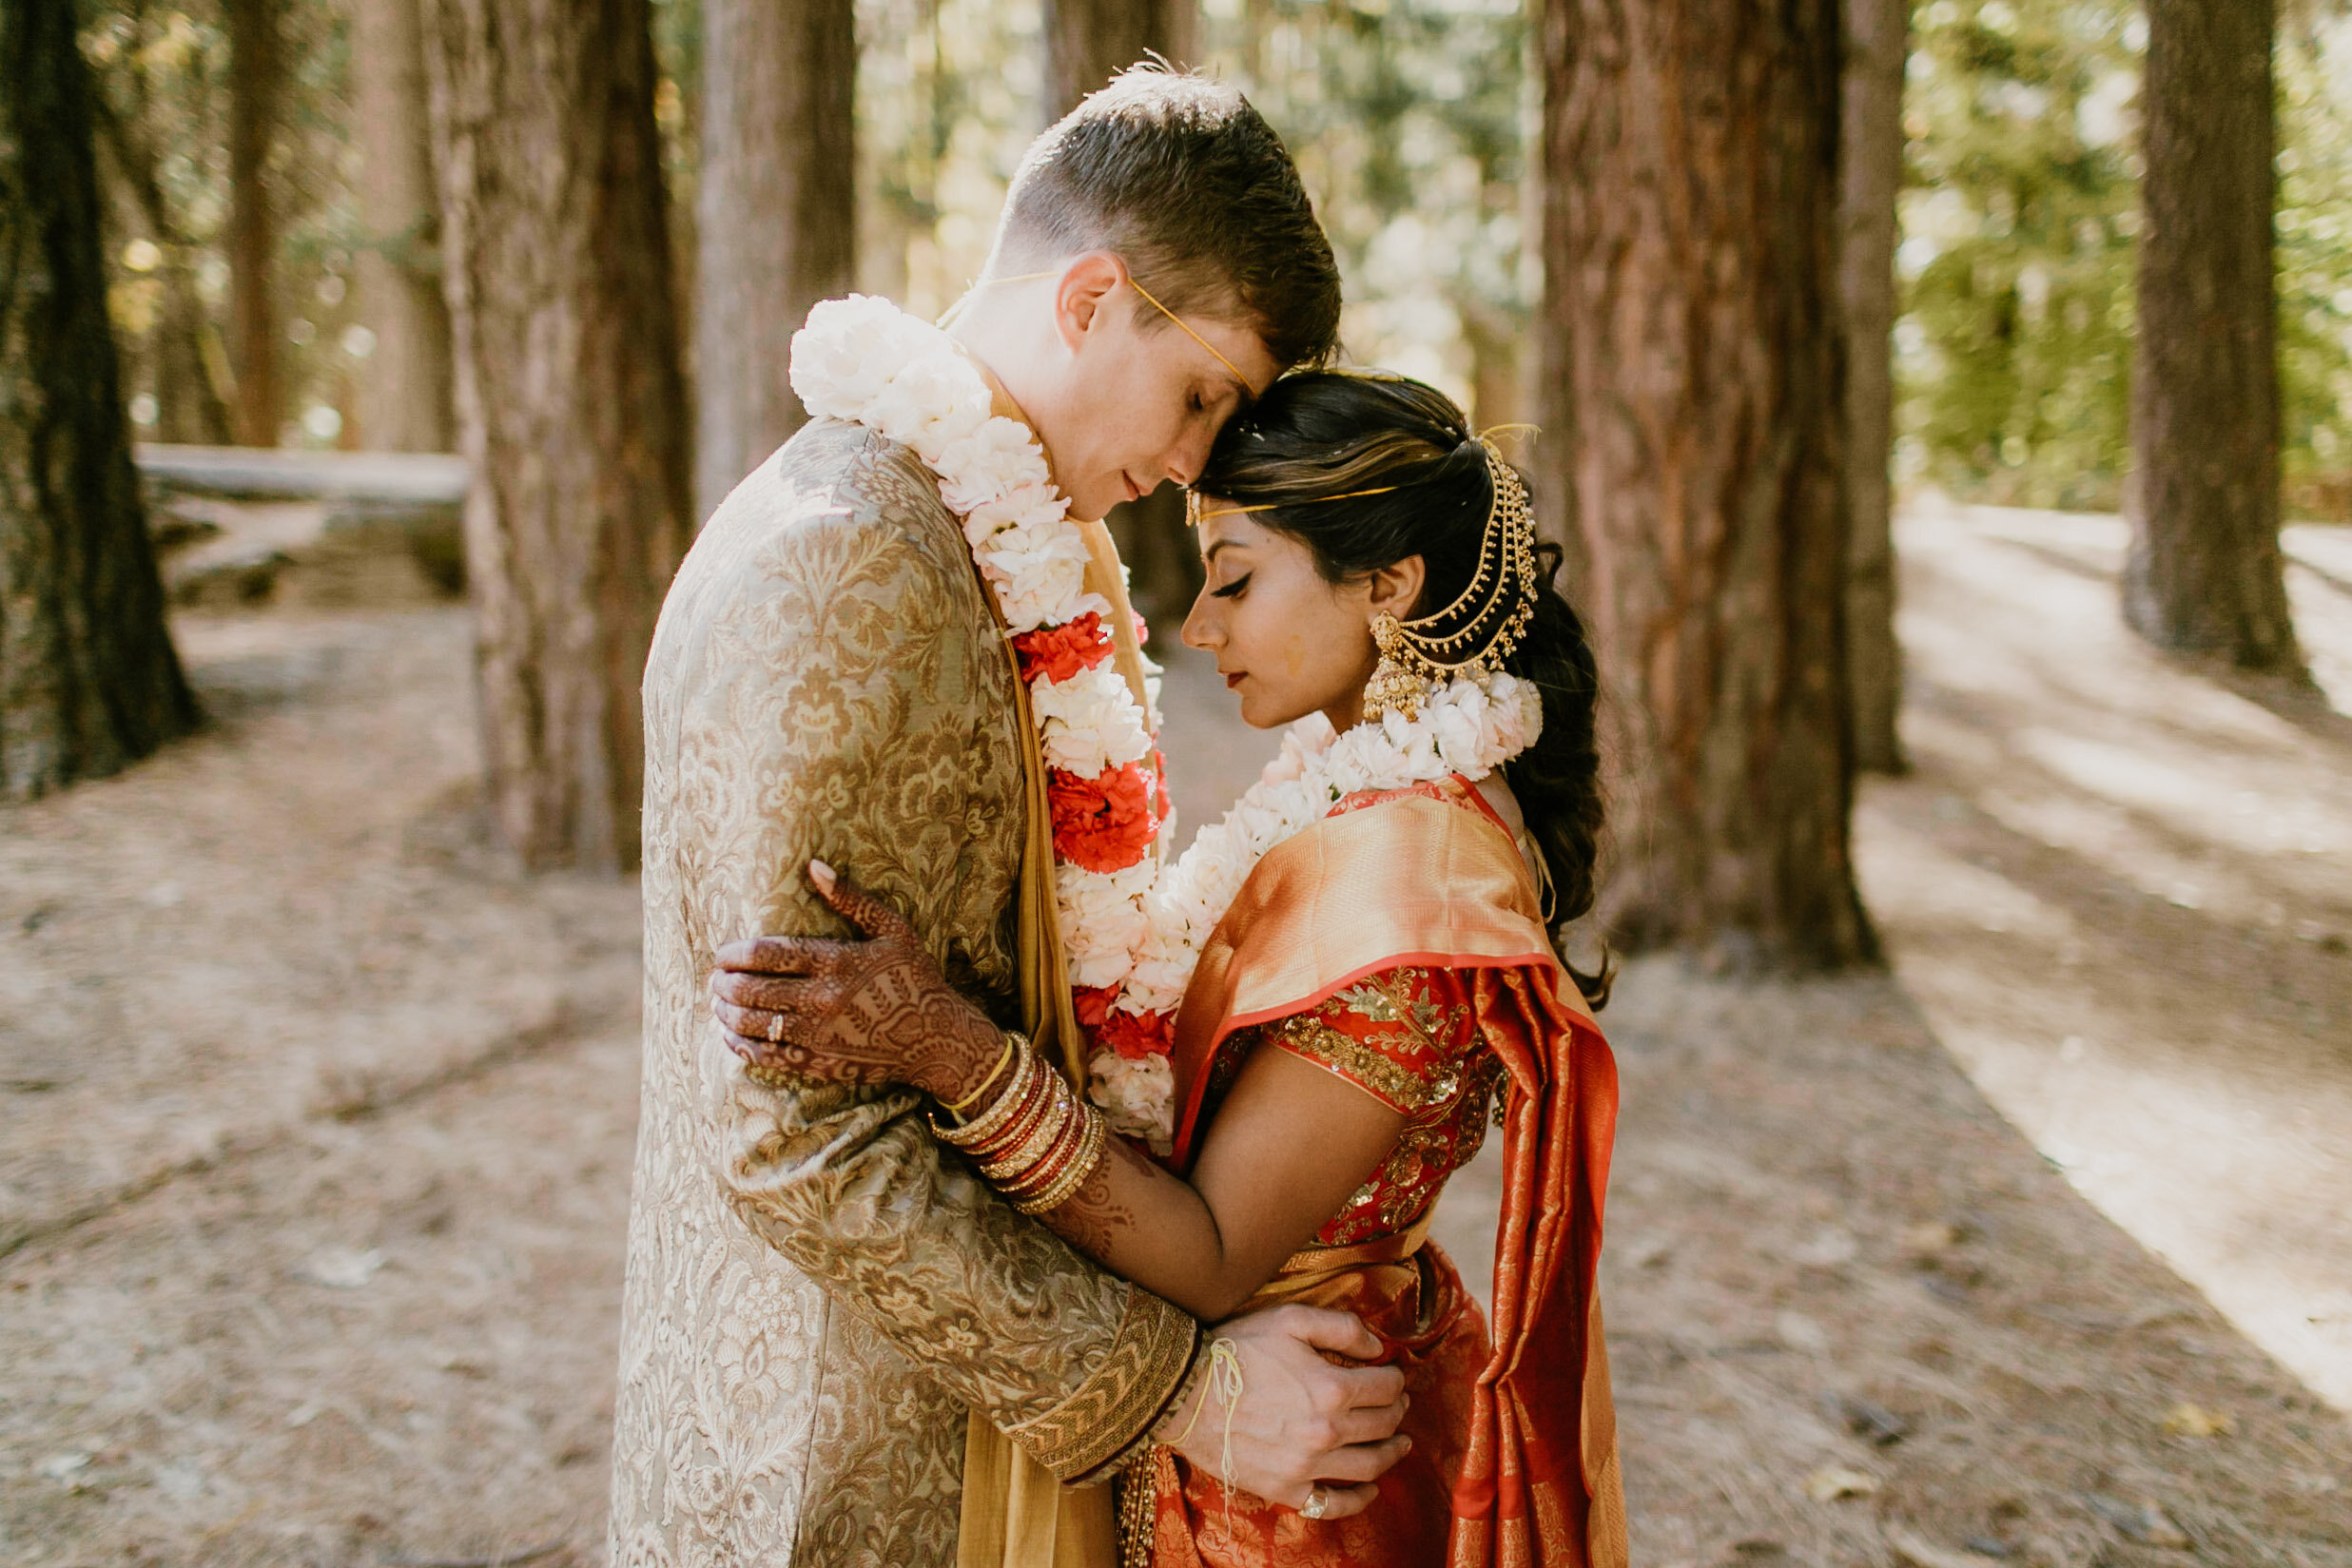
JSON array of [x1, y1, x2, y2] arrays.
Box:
[[988, 66, 1341, 374]]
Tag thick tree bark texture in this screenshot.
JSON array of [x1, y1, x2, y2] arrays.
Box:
[[224, 0, 283, 447], [424, 0, 693, 871], [693, 0, 855, 521], [0, 0, 198, 800], [1043, 0, 1195, 119], [1537, 0, 1874, 970], [2123, 0, 2302, 675], [1839, 0, 1906, 772], [353, 0, 455, 453]]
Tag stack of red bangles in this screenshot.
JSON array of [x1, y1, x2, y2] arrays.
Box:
[[933, 1032, 1108, 1216]]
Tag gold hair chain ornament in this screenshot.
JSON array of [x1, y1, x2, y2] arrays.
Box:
[[1357, 437, 1542, 723]]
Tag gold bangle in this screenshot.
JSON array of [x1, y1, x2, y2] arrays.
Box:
[[943, 1032, 1018, 1115], [982, 1068, 1068, 1167], [998, 1087, 1086, 1194], [936, 1036, 1041, 1147], [1014, 1106, 1105, 1214], [980, 1073, 1074, 1183]]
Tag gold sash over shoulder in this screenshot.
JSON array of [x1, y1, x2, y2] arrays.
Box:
[[960, 512, 1156, 1568]]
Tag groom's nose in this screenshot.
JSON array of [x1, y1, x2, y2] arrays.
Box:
[[1161, 427, 1217, 489]]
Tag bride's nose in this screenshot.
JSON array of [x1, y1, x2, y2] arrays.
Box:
[[1180, 591, 1217, 652]]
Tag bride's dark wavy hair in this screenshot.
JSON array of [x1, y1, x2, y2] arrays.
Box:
[[1195, 371, 1611, 1007]]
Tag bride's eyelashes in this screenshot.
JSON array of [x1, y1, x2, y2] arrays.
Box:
[[1210, 572, 1253, 600]]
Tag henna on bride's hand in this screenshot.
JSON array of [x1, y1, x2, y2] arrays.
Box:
[[1038, 1135, 1153, 1256], [710, 863, 1001, 1099]]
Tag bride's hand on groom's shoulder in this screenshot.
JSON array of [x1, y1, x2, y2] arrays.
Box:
[[709, 861, 1001, 1100]]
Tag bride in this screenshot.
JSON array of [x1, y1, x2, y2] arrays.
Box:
[[711, 371, 1625, 1568]]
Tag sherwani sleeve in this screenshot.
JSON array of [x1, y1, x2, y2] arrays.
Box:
[[658, 451, 1196, 1482]]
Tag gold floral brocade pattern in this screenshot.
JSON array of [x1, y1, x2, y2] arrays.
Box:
[[609, 420, 1190, 1568]]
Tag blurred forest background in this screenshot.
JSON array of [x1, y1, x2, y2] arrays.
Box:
[[60, 0, 2352, 512], [6, 0, 2352, 1561]]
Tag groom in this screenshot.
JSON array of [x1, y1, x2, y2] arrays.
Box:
[[609, 71, 1410, 1567]]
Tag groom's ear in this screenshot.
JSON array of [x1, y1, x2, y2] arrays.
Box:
[[1053, 251, 1129, 351]]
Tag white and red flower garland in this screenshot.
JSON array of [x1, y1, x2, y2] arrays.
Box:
[[789, 296, 1543, 1152]]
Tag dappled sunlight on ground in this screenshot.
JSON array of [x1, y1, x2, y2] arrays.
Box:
[[1860, 501, 2352, 1416]]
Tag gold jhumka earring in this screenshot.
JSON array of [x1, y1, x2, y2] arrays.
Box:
[[1358, 440, 1540, 722]]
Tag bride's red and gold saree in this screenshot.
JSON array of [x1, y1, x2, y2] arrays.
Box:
[[1131, 775, 1625, 1568]]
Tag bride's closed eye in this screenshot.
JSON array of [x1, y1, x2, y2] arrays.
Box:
[[1210, 572, 1252, 600]]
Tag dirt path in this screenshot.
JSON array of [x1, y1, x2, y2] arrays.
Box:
[[2, 513, 2347, 1566]]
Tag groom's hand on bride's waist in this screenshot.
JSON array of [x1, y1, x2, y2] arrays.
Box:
[[1157, 1305, 1410, 1520]]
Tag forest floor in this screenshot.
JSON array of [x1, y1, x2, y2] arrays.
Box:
[[0, 507, 2347, 1568]]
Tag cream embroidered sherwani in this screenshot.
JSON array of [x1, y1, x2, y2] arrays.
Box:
[[610, 418, 1195, 1567]]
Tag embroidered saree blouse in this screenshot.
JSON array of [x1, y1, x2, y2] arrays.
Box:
[[1220, 967, 1506, 1247]]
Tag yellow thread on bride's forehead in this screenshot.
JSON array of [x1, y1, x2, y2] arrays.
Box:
[[960, 269, 1258, 396]]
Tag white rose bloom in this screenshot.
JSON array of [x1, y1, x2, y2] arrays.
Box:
[[935, 419, 1048, 513], [1431, 699, 1484, 775], [1032, 665, 1152, 773]]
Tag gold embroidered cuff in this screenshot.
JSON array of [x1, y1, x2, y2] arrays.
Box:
[[1002, 1285, 1198, 1482]]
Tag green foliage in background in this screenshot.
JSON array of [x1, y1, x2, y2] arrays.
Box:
[[1194, 0, 1532, 421], [1899, 0, 2141, 512], [82, 0, 360, 449], [65, 0, 2352, 518], [2276, 14, 2352, 521], [1901, 0, 2352, 519]]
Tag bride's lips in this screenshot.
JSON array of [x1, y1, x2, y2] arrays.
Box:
[[1223, 671, 1246, 689]]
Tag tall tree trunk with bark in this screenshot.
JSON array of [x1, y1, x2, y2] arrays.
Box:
[[693, 0, 855, 520], [1044, 0, 1201, 631], [424, 0, 693, 871], [1839, 0, 1906, 771], [1537, 0, 1874, 970], [1043, 0, 1195, 116], [224, 0, 283, 447], [353, 0, 455, 452], [1, 0, 198, 799], [2123, 0, 2302, 675]]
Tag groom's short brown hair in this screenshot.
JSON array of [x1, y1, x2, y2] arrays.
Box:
[[989, 68, 1341, 372]]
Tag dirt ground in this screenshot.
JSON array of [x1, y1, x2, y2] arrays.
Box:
[[1, 510, 2347, 1567]]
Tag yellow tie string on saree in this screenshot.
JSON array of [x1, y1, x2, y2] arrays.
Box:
[[1152, 1335, 1247, 1544]]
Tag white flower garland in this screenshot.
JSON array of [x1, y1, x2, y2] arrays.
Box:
[[788, 295, 1543, 1152], [1091, 670, 1541, 1146]]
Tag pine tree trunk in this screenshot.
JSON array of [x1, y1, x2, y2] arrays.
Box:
[[693, 0, 856, 520], [1045, 0, 1200, 629], [424, 0, 694, 871], [2123, 0, 2302, 675], [1537, 0, 1875, 970], [224, 0, 283, 447], [1042, 0, 1195, 118], [1, 0, 199, 800], [1839, 0, 1906, 772], [353, 0, 455, 453]]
